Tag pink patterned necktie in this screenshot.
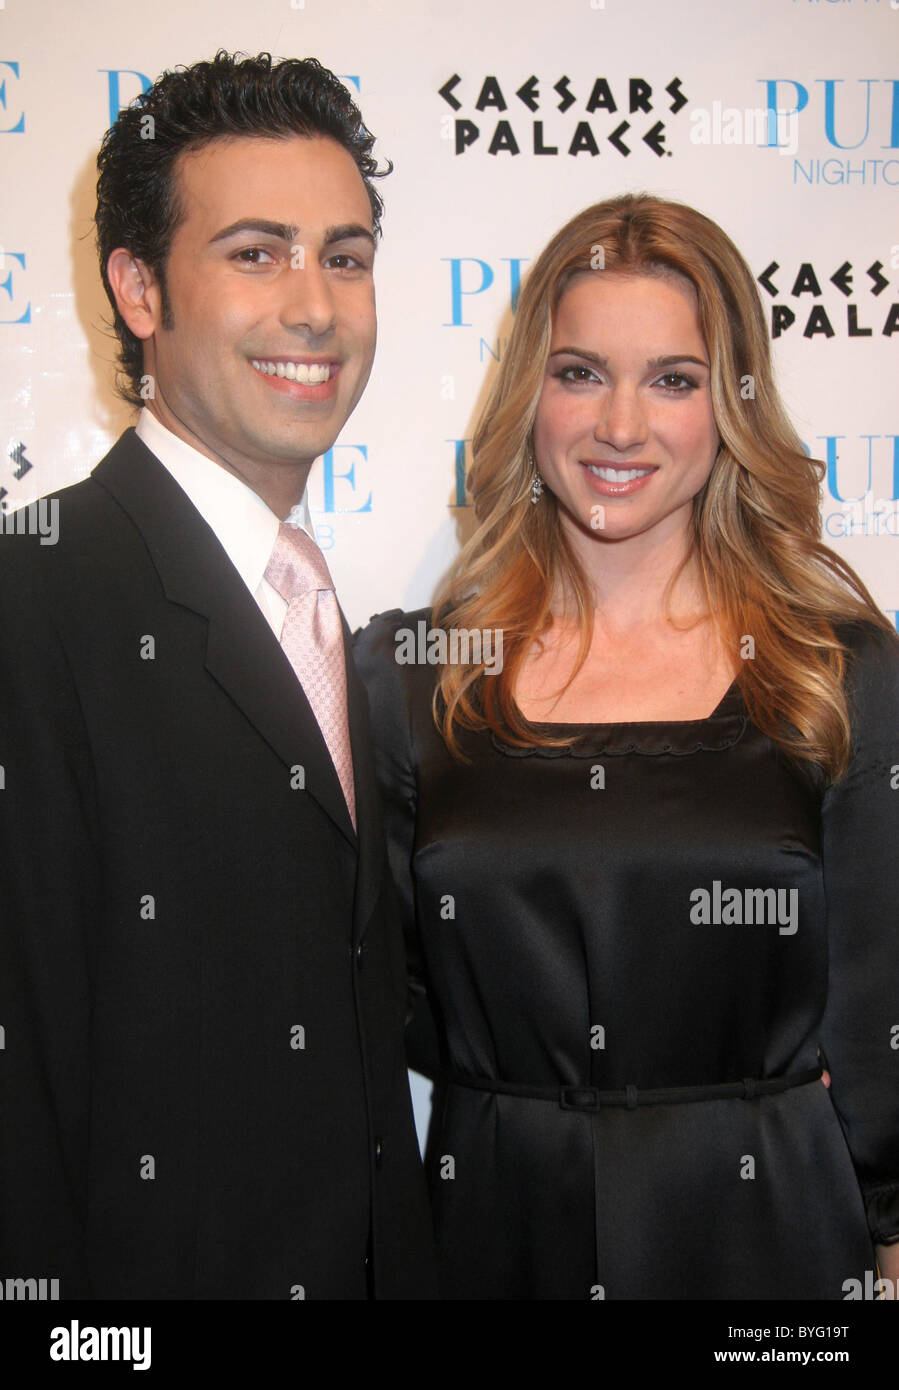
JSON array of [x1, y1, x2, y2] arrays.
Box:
[[265, 523, 356, 830]]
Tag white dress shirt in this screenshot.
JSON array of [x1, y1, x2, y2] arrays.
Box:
[[135, 408, 314, 641]]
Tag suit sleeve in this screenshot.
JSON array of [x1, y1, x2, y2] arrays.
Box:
[[818, 622, 899, 1245], [354, 612, 440, 1079], [0, 539, 101, 1292]]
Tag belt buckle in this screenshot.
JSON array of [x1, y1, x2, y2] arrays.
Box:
[[560, 1085, 600, 1112]]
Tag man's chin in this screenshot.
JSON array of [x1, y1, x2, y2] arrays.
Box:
[[246, 432, 334, 468], [252, 398, 354, 464]]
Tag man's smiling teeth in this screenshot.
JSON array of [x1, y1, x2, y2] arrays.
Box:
[[251, 360, 332, 383], [587, 464, 654, 482]]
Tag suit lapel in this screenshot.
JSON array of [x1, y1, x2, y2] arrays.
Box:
[[342, 611, 385, 943], [92, 429, 356, 849]]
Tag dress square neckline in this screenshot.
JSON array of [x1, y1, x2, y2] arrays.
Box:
[[495, 681, 748, 759], [514, 676, 743, 732]]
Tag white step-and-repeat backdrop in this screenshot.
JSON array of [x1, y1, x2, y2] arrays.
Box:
[[2, 0, 896, 1136]]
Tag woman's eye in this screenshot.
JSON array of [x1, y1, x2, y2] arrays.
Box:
[[656, 372, 696, 392], [553, 365, 699, 391], [556, 364, 598, 383]]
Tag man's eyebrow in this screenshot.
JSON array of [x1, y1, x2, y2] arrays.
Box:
[[209, 219, 299, 245], [548, 347, 709, 369], [208, 219, 376, 248], [322, 223, 376, 248]]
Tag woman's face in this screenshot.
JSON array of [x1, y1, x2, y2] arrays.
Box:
[[533, 269, 720, 550]]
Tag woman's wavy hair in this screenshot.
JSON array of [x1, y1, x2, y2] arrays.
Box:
[[432, 192, 893, 780], [95, 50, 390, 406]]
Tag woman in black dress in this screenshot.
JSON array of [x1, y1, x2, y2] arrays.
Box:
[[355, 194, 899, 1300]]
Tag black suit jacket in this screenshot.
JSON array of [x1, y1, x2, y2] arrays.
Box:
[[0, 429, 436, 1299]]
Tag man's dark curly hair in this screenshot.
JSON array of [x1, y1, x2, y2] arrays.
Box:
[[95, 51, 390, 407]]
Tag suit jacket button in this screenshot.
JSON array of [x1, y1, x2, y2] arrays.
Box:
[[374, 1137, 384, 1169], [355, 943, 364, 969]]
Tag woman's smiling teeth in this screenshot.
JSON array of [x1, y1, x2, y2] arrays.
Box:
[[586, 464, 655, 482], [251, 360, 333, 383]]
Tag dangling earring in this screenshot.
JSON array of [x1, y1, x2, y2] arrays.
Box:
[[530, 467, 545, 505], [526, 441, 544, 504]]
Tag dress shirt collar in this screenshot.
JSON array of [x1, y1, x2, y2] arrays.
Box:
[[135, 409, 315, 598]]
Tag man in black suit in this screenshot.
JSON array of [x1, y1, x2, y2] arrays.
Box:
[[0, 51, 435, 1299]]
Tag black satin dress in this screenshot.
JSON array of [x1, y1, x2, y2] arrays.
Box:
[[355, 610, 899, 1300]]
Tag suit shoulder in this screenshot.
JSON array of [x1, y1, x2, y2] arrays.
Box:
[[0, 483, 111, 656], [0, 474, 122, 567], [0, 466, 149, 631]]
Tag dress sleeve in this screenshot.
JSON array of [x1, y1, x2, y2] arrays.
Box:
[[818, 621, 899, 1245], [354, 611, 440, 1079]]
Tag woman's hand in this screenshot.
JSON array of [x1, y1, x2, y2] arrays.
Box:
[[816, 1050, 899, 1297], [875, 1243, 899, 1296], [817, 1049, 831, 1088]]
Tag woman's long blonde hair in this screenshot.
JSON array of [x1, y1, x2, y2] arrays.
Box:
[[432, 192, 893, 779]]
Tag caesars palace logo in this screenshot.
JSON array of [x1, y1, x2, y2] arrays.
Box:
[[437, 73, 899, 179], [759, 256, 899, 339], [438, 72, 687, 158]]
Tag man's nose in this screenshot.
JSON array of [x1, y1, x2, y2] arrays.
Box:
[[280, 254, 336, 337]]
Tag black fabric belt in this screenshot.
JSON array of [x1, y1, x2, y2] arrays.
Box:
[[449, 1066, 822, 1111]]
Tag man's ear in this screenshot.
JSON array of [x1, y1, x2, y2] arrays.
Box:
[[106, 249, 163, 341]]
